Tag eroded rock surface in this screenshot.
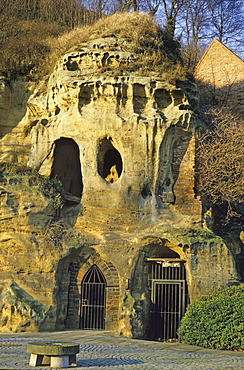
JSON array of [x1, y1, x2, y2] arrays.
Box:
[[0, 35, 240, 336]]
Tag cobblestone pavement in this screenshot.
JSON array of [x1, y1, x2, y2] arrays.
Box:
[[0, 330, 244, 370]]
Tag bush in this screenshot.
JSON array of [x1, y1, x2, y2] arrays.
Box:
[[0, 162, 64, 210], [40, 177, 64, 210], [178, 284, 244, 350]]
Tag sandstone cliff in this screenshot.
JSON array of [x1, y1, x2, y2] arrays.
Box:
[[0, 14, 240, 336]]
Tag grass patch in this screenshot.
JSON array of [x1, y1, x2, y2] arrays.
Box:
[[178, 227, 221, 241]]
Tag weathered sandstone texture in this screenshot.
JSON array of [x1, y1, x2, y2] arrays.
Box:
[[0, 35, 240, 336], [0, 78, 32, 138]]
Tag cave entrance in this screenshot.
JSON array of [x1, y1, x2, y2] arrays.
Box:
[[79, 265, 106, 330], [146, 245, 188, 342], [50, 137, 83, 203], [97, 137, 122, 184]]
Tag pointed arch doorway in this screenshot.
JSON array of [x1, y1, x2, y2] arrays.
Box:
[[79, 265, 106, 329]]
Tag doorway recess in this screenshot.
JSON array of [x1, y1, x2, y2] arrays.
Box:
[[50, 137, 83, 202], [80, 265, 106, 329]]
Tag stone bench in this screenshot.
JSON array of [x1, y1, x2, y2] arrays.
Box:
[[26, 341, 80, 368]]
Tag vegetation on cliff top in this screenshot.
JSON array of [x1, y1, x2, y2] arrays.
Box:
[[1, 0, 243, 80], [0, 11, 187, 81]]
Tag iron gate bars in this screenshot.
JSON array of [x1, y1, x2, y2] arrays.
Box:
[[150, 279, 185, 341], [80, 265, 106, 329], [146, 258, 188, 341]]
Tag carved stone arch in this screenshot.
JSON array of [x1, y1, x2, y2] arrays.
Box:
[[77, 255, 119, 288], [77, 254, 120, 330]]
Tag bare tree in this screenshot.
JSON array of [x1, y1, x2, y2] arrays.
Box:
[[178, 0, 244, 68], [142, 0, 163, 15], [207, 0, 244, 45], [179, 0, 210, 69], [196, 108, 244, 218], [140, 0, 244, 66]]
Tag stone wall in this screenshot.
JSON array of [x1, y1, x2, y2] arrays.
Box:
[[0, 171, 240, 336]]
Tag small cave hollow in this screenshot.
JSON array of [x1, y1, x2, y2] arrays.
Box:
[[133, 83, 147, 114], [141, 184, 152, 199], [97, 138, 123, 184], [171, 90, 185, 106], [50, 137, 83, 201], [154, 89, 171, 110], [66, 59, 79, 71], [78, 84, 93, 112]]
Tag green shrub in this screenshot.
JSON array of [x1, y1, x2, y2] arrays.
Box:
[[40, 177, 64, 210], [178, 284, 244, 350], [0, 162, 38, 176], [0, 162, 64, 210]]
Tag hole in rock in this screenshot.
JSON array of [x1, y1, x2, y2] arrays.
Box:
[[172, 90, 184, 106], [66, 59, 79, 71], [50, 137, 83, 202], [133, 83, 147, 114], [97, 138, 122, 184], [78, 84, 93, 111], [154, 89, 171, 110], [141, 185, 152, 199]]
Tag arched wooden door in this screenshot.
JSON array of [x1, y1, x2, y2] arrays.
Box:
[[80, 265, 106, 329]]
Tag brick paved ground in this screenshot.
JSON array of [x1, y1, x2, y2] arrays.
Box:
[[0, 330, 244, 369]]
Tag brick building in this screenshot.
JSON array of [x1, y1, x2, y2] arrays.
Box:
[[194, 39, 244, 115]]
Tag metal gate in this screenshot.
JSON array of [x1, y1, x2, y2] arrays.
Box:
[[80, 265, 106, 329], [147, 259, 188, 341]]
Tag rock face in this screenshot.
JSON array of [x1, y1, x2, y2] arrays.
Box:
[[0, 78, 32, 138], [0, 35, 240, 337]]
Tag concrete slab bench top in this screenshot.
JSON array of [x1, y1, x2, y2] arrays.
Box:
[[26, 341, 80, 368]]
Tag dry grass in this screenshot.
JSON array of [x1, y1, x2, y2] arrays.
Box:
[[49, 12, 161, 51], [0, 12, 188, 82], [43, 12, 188, 81], [0, 17, 65, 79]]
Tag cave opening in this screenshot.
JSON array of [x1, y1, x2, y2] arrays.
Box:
[[97, 137, 123, 184], [50, 137, 83, 202]]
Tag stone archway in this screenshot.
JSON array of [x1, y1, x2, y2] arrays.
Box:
[[80, 264, 106, 329], [77, 256, 120, 331], [56, 252, 119, 331]]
